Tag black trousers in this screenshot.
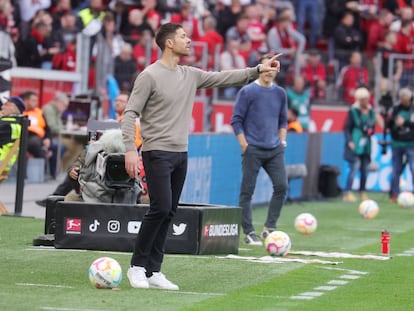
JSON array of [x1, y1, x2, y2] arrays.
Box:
[[131, 150, 187, 273], [53, 175, 80, 195]]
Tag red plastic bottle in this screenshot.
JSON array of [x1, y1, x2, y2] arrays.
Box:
[[381, 230, 390, 256]]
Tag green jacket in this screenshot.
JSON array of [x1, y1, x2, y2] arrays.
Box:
[[0, 117, 22, 172]]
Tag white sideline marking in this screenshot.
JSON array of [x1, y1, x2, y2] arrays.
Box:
[[327, 280, 349, 285], [291, 295, 314, 300], [40, 307, 114, 311], [16, 283, 73, 289], [318, 266, 369, 274], [340, 274, 360, 280], [167, 291, 224, 296], [301, 292, 324, 297], [27, 247, 87, 253], [393, 247, 414, 257], [315, 286, 337, 291]]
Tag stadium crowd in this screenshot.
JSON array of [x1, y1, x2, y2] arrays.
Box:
[[1, 0, 414, 134]]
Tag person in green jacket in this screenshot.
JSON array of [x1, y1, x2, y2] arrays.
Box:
[[343, 87, 383, 202]]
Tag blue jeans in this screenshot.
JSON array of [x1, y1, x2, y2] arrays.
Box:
[[345, 154, 370, 192], [131, 150, 187, 273], [296, 0, 321, 48], [390, 146, 414, 196], [239, 145, 287, 234]]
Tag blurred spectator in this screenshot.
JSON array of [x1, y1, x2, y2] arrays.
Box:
[[78, 0, 105, 28], [215, 0, 243, 39], [132, 29, 158, 72], [301, 49, 327, 101], [186, 0, 211, 18], [378, 30, 403, 95], [337, 51, 369, 104], [15, 20, 59, 68], [39, 10, 66, 69], [295, 0, 324, 48], [95, 12, 125, 57], [114, 43, 136, 91], [18, 0, 51, 38], [226, 13, 252, 62], [170, 1, 202, 41], [109, 0, 129, 35], [323, 0, 352, 60], [382, 0, 409, 15], [267, 8, 305, 84], [198, 15, 224, 69], [122, 9, 154, 46], [393, 19, 414, 88], [219, 39, 246, 99], [286, 75, 311, 131], [333, 10, 364, 70], [0, 2, 16, 97], [245, 3, 266, 52], [389, 6, 413, 32], [0, 0, 18, 42], [42, 92, 70, 178], [55, 12, 82, 48], [52, 37, 77, 71], [141, 0, 162, 32], [51, 0, 82, 31], [21, 91, 54, 178], [365, 9, 394, 58], [287, 107, 304, 133], [358, 0, 381, 43]]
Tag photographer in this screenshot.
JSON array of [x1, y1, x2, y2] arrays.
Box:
[[388, 88, 414, 202], [343, 87, 383, 202]]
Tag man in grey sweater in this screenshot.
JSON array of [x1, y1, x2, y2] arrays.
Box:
[[121, 22, 281, 291]]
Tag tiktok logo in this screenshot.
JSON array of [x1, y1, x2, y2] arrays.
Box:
[[89, 219, 100, 232]]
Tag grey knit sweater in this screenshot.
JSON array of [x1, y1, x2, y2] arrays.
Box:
[[122, 61, 259, 152]]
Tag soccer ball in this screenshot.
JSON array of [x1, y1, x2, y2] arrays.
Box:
[[397, 191, 414, 208], [88, 257, 122, 289], [358, 199, 379, 219], [294, 213, 317, 235], [264, 230, 291, 256]]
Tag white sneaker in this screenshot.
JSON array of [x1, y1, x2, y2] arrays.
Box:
[[148, 272, 179, 291], [127, 266, 149, 289]]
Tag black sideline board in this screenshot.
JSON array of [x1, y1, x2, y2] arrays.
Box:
[[53, 201, 241, 255]]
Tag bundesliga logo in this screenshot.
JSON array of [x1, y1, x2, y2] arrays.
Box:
[[65, 218, 82, 234], [204, 224, 238, 237]]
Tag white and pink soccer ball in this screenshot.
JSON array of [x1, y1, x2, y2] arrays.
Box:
[[264, 231, 291, 256], [397, 191, 414, 208], [358, 199, 379, 219], [88, 257, 122, 289], [294, 213, 317, 235]]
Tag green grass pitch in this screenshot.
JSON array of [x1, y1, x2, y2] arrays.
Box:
[[1, 192, 413, 311]]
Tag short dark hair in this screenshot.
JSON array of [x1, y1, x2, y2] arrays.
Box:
[[155, 23, 183, 51], [258, 54, 273, 65], [19, 91, 37, 101]]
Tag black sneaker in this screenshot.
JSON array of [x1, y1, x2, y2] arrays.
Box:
[[260, 229, 274, 241], [35, 199, 47, 207], [244, 232, 263, 246]]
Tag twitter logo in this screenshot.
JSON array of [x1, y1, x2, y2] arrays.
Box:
[[172, 223, 187, 236]]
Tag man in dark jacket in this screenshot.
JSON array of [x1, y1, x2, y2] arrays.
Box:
[[388, 87, 414, 202]]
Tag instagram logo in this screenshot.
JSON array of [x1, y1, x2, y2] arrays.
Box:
[[107, 220, 120, 233]]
